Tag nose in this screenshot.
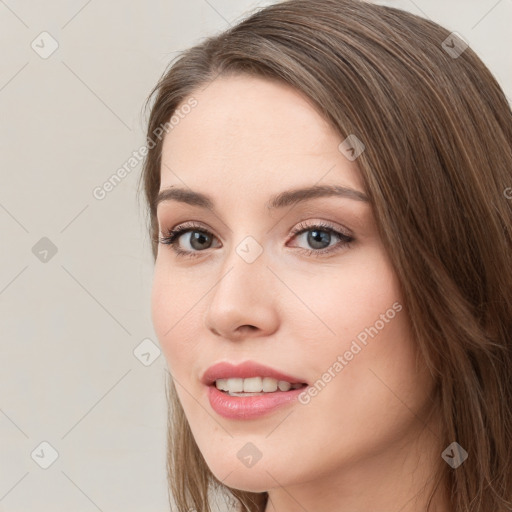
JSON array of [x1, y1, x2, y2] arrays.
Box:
[[204, 242, 279, 341]]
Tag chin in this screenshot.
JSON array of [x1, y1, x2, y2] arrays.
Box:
[[219, 468, 274, 493], [202, 447, 303, 493]]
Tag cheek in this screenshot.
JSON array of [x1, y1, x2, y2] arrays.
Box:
[[150, 265, 172, 351], [285, 244, 402, 350], [150, 263, 198, 372], [278, 246, 427, 438]]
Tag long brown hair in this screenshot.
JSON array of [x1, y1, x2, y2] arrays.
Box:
[[138, 1, 512, 511]]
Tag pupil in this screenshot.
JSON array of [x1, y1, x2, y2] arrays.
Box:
[[308, 230, 330, 249], [191, 231, 211, 250]]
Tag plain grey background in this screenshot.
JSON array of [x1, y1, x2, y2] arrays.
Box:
[[1, 0, 510, 511]]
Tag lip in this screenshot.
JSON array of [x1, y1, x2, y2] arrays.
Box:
[[207, 385, 307, 420], [201, 361, 307, 386], [201, 361, 308, 420]]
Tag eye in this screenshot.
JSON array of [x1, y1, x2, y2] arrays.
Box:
[[288, 221, 354, 257], [157, 221, 218, 258], [157, 220, 355, 259]]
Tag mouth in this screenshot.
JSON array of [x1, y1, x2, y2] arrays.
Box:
[[202, 361, 309, 419], [207, 381, 309, 420], [213, 377, 307, 396]]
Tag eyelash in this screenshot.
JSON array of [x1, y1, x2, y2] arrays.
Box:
[[158, 221, 354, 259]]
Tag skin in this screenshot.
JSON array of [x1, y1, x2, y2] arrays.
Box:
[[151, 74, 449, 512]]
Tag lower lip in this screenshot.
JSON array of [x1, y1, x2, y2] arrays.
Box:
[[207, 384, 306, 420]]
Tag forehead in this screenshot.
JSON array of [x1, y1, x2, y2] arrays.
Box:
[[159, 74, 363, 198]]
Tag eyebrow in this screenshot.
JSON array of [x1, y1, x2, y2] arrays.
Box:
[[155, 184, 369, 211]]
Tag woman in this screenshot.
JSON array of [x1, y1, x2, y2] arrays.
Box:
[[138, 0, 512, 511]]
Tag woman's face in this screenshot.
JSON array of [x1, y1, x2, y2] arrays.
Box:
[[151, 75, 437, 496]]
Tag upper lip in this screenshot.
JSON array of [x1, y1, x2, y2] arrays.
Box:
[[201, 361, 308, 386]]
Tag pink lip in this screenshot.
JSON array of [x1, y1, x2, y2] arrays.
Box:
[[207, 385, 306, 420], [201, 361, 308, 420], [201, 361, 307, 386]]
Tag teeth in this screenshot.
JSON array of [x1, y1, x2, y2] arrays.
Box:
[[278, 381, 291, 391], [244, 377, 262, 392], [263, 377, 278, 392], [215, 377, 303, 394]]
